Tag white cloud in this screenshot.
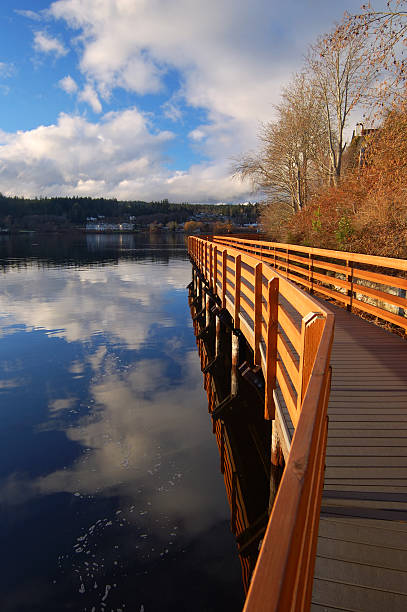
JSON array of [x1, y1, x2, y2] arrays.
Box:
[[59, 74, 78, 94], [15, 9, 43, 21], [5, 0, 369, 201], [0, 108, 252, 202], [189, 129, 205, 142], [78, 83, 102, 112], [0, 109, 175, 197], [33, 31, 68, 57]]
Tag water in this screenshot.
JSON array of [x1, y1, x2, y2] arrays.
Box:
[[0, 233, 244, 612]]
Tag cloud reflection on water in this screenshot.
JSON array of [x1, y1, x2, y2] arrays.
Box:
[[0, 259, 189, 347], [0, 250, 243, 611]]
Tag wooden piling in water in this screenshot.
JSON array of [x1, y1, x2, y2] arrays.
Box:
[[231, 332, 239, 397]]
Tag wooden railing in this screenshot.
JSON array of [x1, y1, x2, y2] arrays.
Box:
[[211, 235, 407, 332], [188, 236, 334, 611]]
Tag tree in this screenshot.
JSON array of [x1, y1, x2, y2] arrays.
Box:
[[234, 74, 328, 213], [307, 28, 372, 185], [287, 98, 407, 257], [340, 1, 407, 105]]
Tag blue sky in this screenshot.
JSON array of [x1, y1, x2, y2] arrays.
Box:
[[0, 0, 371, 203]]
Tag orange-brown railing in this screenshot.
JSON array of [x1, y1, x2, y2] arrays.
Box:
[[188, 235, 334, 611], [212, 235, 407, 331]]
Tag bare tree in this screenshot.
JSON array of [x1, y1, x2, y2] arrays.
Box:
[[234, 74, 328, 213], [340, 1, 407, 104], [307, 29, 373, 185]]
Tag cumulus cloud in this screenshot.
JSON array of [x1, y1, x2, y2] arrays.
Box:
[[7, 0, 367, 201], [33, 31, 68, 57], [78, 83, 102, 112], [189, 129, 205, 142], [0, 108, 175, 197], [0, 107, 251, 201], [59, 74, 78, 94]]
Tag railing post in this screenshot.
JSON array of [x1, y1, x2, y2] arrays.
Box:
[[286, 248, 289, 278], [205, 241, 208, 281], [254, 262, 262, 366], [297, 312, 325, 412], [222, 249, 227, 309], [209, 244, 213, 289], [309, 252, 314, 294], [264, 277, 279, 420], [213, 246, 218, 294], [234, 254, 241, 330], [346, 259, 354, 312]]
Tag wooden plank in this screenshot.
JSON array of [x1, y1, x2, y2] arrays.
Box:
[[352, 297, 407, 329], [231, 254, 241, 330], [278, 305, 302, 354], [221, 248, 227, 309], [353, 282, 407, 310], [314, 556, 407, 594], [276, 359, 298, 426], [353, 267, 407, 292], [316, 537, 407, 572], [277, 332, 300, 391], [326, 446, 407, 456], [254, 262, 262, 365], [312, 577, 407, 611], [264, 277, 278, 420], [326, 455, 407, 467], [325, 466, 407, 478], [328, 421, 407, 430]]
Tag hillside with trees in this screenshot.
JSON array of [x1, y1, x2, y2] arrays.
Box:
[[0, 195, 258, 232], [235, 0, 407, 258]]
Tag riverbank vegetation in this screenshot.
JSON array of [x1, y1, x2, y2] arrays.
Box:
[[235, 1, 407, 258]]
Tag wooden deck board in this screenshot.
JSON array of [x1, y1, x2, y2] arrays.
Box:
[[311, 303, 407, 611]]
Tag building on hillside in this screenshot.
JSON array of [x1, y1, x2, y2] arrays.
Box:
[[343, 123, 378, 171]]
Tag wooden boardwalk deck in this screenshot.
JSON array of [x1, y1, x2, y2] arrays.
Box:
[[311, 303, 407, 611], [189, 236, 407, 610]]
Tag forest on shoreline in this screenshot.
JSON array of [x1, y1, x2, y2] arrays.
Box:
[[0, 194, 258, 233]]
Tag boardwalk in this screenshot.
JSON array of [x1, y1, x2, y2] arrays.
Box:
[[312, 303, 407, 611], [188, 235, 407, 611]]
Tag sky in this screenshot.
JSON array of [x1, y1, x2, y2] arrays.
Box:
[[0, 0, 371, 203]]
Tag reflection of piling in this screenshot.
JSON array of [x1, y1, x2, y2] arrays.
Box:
[[205, 292, 211, 329], [215, 313, 222, 358], [269, 427, 284, 512]]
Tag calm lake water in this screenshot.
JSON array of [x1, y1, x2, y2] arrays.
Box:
[[0, 233, 244, 612]]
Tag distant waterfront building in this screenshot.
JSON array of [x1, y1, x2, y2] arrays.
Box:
[[85, 222, 134, 232]]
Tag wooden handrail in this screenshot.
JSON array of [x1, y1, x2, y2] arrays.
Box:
[[212, 235, 407, 331], [188, 236, 334, 611]]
